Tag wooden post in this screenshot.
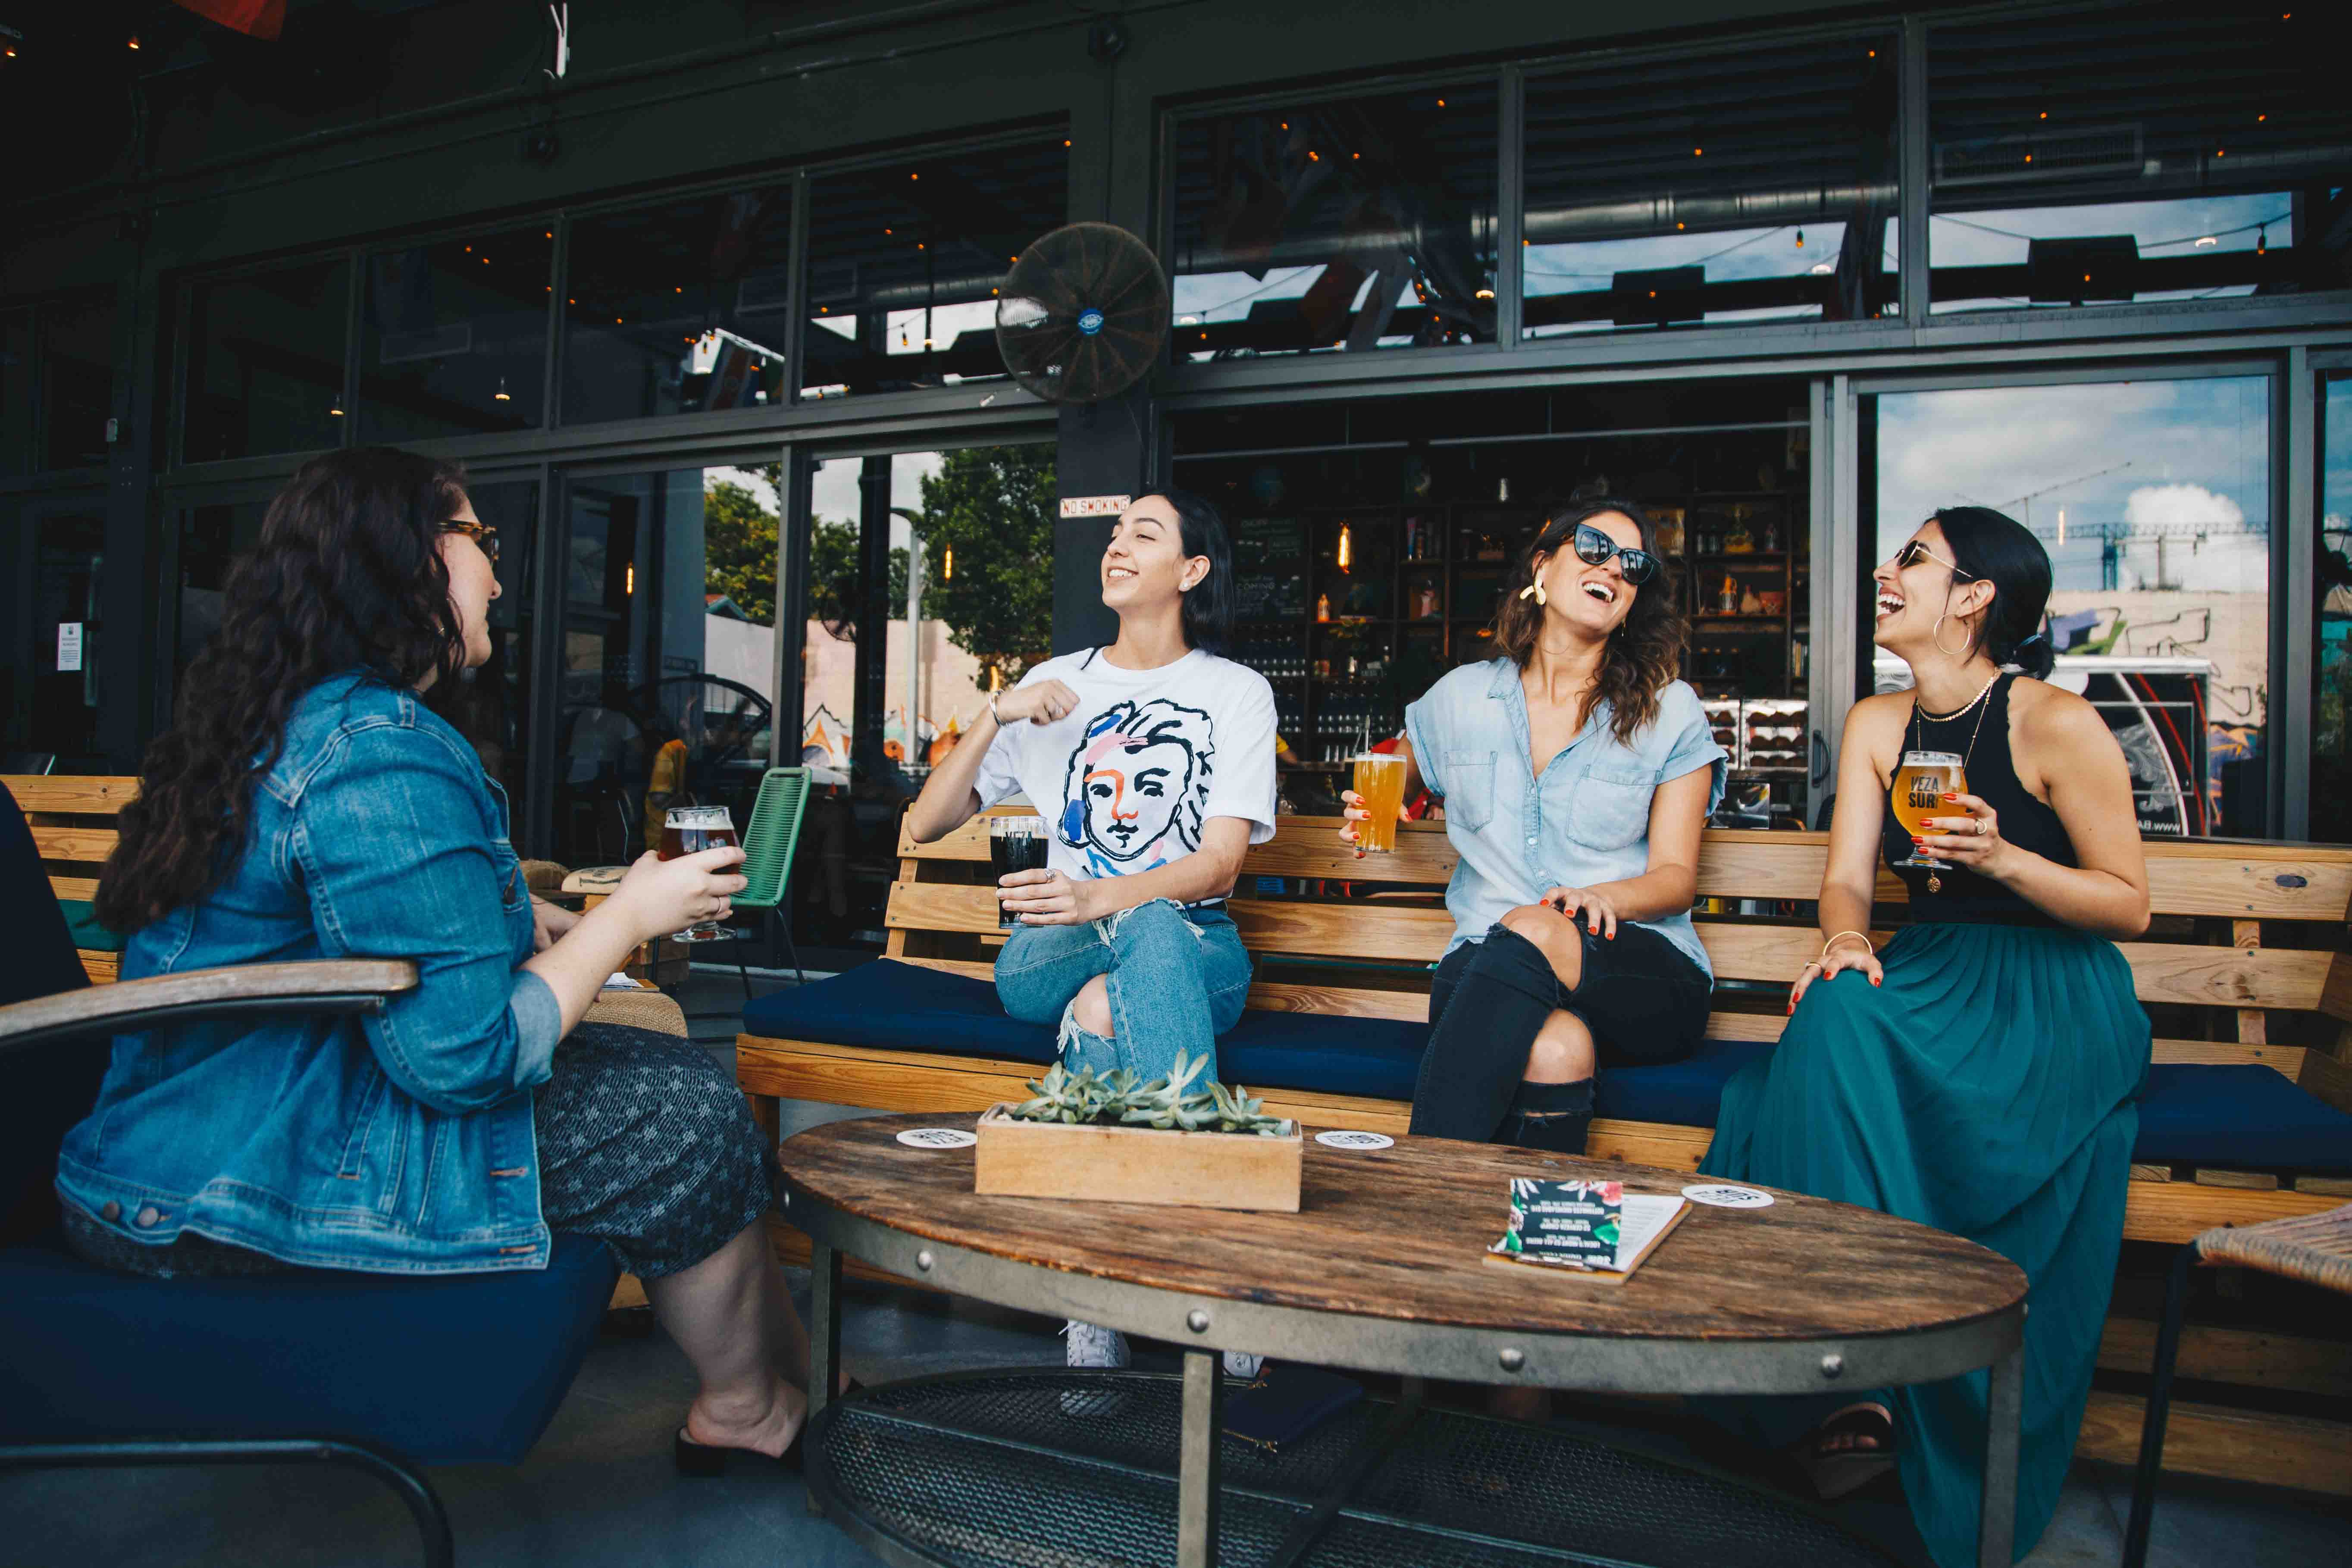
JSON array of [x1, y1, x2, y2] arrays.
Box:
[[2233, 920, 2266, 1045]]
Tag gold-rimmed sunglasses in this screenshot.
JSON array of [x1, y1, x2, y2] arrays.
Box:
[[1893, 538, 1973, 579], [442, 520, 500, 563]]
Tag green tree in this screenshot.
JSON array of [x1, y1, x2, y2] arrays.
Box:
[[702, 477, 780, 623], [808, 517, 906, 635], [912, 445, 1056, 683]]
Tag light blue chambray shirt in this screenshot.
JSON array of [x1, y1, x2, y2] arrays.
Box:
[[1403, 659, 1729, 976]]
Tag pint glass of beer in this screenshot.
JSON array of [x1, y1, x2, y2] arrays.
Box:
[[1351, 751, 1408, 854], [1891, 751, 1964, 870], [988, 817, 1049, 928], [659, 804, 739, 941]]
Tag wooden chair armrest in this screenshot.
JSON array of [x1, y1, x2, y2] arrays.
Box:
[[0, 960, 419, 1056]]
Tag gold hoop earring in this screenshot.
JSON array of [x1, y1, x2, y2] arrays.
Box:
[[1931, 613, 1974, 659]]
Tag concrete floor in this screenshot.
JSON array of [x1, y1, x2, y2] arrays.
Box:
[[9, 973, 2346, 1567]]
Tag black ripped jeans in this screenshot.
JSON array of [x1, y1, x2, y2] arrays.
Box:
[[1409, 920, 1710, 1147]]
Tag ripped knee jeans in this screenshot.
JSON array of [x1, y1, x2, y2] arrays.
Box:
[[993, 898, 1253, 1085]]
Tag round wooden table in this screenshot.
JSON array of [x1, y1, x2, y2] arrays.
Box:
[[780, 1114, 2027, 1568]]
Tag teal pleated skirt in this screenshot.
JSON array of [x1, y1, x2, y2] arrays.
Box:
[[1698, 920, 2150, 1568]]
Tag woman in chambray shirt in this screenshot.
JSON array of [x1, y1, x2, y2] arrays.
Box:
[[63, 449, 824, 1474], [1344, 499, 1726, 1157]]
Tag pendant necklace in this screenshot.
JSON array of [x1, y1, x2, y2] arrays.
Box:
[[1910, 670, 2000, 893]]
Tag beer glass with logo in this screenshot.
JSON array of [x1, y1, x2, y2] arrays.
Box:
[[659, 804, 739, 941], [1351, 751, 1408, 854], [1891, 751, 1964, 870], [989, 816, 1049, 928]]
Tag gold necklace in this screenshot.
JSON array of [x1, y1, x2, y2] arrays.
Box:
[[1910, 672, 2001, 894]]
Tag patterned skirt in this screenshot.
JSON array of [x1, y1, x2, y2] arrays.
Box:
[[63, 1024, 776, 1282]]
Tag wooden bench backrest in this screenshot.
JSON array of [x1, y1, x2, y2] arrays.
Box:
[[8, 774, 138, 985], [887, 810, 2352, 1103]]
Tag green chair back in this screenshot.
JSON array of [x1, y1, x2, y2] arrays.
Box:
[[733, 767, 811, 913]]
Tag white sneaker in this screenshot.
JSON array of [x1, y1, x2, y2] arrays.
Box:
[[1061, 1320, 1131, 1415], [1222, 1351, 1265, 1381]]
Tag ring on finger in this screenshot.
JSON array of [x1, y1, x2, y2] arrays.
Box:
[[1976, 818, 1989, 836]]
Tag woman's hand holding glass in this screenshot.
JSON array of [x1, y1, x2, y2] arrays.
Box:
[[997, 866, 1102, 926], [1337, 788, 1409, 856], [607, 846, 749, 945], [1910, 792, 2010, 877]]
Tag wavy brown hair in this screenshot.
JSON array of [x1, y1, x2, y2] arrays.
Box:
[[98, 448, 471, 931], [1489, 498, 1688, 747]]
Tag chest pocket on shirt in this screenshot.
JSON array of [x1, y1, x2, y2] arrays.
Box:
[[1567, 763, 1654, 851], [1442, 751, 1496, 831]]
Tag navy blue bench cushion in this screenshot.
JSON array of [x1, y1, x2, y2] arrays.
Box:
[[744, 962, 2352, 1174], [0, 1231, 617, 1465]]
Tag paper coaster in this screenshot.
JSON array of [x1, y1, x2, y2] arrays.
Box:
[[1681, 1183, 1774, 1209], [895, 1127, 978, 1149], [1314, 1130, 1396, 1151]]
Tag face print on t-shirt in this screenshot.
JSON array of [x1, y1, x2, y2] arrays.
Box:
[[1057, 698, 1217, 875]]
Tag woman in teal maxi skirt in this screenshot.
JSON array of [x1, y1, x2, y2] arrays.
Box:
[[1700, 508, 2152, 1568]]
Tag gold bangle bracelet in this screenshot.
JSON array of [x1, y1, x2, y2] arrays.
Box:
[[1820, 930, 1873, 961]]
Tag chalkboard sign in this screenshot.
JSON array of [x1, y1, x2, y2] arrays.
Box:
[[1237, 570, 1306, 618], [1233, 517, 1306, 569]]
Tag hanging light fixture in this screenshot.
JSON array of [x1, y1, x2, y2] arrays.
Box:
[[493, 376, 512, 403], [2257, 225, 2268, 254], [2057, 507, 2066, 545], [1795, 228, 1805, 249], [1337, 523, 1352, 571]]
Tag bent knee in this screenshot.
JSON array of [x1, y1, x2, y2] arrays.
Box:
[[1072, 975, 1115, 1037], [1525, 1010, 1595, 1082], [1496, 904, 1584, 987]]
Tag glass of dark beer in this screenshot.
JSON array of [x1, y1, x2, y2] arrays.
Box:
[[989, 816, 1048, 929], [659, 804, 738, 941]]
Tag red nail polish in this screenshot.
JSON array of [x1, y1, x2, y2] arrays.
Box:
[[1941, 792, 1958, 801]]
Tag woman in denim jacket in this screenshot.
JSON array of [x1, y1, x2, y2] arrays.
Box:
[[1345, 499, 1726, 1158], [62, 449, 822, 1473]]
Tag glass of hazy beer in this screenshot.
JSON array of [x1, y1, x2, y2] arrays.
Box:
[[659, 804, 739, 940], [1891, 750, 1964, 870], [989, 816, 1049, 928], [1350, 750, 1408, 854]]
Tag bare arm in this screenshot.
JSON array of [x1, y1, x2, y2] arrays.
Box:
[[902, 678, 1081, 843], [1914, 686, 2150, 938], [1785, 698, 1907, 1005], [1539, 762, 1713, 935]]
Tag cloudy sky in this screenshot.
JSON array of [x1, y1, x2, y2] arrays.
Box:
[[1874, 375, 2269, 595]]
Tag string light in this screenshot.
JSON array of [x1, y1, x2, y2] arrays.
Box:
[[127, 34, 139, 49], [1436, 98, 1446, 106], [494, 377, 512, 403], [943, 546, 953, 581], [1693, 147, 1703, 156], [1795, 228, 1805, 249], [1337, 524, 1352, 571], [2258, 225, 2267, 254], [625, 563, 635, 595]]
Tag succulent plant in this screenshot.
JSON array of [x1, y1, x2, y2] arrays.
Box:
[[1006, 1048, 1292, 1136]]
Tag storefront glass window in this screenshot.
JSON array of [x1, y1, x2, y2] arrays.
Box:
[[1523, 35, 1898, 338], [2316, 372, 2352, 844], [1867, 375, 2272, 838], [359, 228, 551, 442], [1927, 7, 2349, 315], [442, 478, 539, 814], [564, 188, 793, 426], [0, 295, 117, 476], [801, 138, 1068, 400], [183, 260, 350, 464], [1170, 82, 1498, 360], [0, 310, 30, 475]]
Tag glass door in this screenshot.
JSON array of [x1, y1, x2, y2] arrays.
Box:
[[1, 494, 108, 771], [1845, 367, 2276, 839], [786, 442, 1054, 961]]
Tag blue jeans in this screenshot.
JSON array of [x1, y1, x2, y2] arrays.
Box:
[[993, 900, 1253, 1085]]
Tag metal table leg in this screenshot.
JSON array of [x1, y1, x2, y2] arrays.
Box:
[[1977, 1343, 2025, 1568], [807, 1238, 842, 1517], [1178, 1350, 1226, 1568]]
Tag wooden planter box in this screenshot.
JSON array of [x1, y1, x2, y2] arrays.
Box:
[[973, 1105, 1303, 1213]]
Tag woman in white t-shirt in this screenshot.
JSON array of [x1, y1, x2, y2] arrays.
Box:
[[904, 490, 1278, 1379]]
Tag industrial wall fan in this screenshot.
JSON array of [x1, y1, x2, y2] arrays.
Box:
[[995, 223, 1170, 403]]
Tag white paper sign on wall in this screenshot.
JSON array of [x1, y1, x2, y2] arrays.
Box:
[[1058, 494, 1132, 519], [57, 623, 83, 673]]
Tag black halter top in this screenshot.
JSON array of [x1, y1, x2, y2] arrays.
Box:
[[1879, 673, 2077, 926]]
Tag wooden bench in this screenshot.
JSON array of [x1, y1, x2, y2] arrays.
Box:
[[736, 807, 2352, 1495], [9, 773, 138, 987]]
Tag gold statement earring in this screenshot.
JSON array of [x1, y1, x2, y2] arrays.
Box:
[[1517, 580, 1548, 606]]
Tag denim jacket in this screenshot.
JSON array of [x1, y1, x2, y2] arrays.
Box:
[[55, 673, 565, 1274], [1404, 659, 1729, 975]]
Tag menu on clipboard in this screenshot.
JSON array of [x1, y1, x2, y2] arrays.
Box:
[[1487, 1179, 1690, 1282]]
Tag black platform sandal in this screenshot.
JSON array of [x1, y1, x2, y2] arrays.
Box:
[[1790, 1401, 1896, 1501]]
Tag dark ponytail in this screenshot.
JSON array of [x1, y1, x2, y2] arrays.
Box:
[[1930, 506, 2056, 679], [1150, 488, 1236, 657]]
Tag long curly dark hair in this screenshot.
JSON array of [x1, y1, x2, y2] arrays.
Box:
[[1489, 498, 1688, 747], [98, 448, 472, 931]]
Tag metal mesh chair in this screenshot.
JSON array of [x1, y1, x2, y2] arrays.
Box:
[[2122, 1203, 2352, 1567], [723, 766, 811, 994]]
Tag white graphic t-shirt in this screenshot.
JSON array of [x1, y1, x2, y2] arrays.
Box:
[[973, 647, 1278, 883]]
